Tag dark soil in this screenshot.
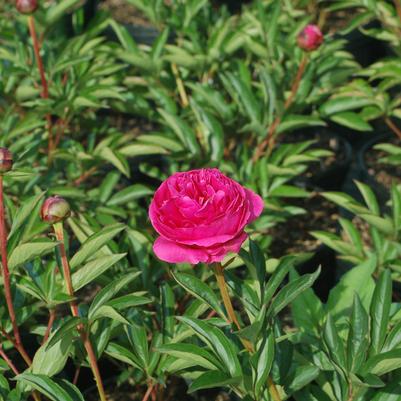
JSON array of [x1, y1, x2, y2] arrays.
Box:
[[363, 136, 401, 189], [86, 379, 235, 401], [100, 0, 151, 26], [269, 193, 339, 257], [280, 131, 352, 191]]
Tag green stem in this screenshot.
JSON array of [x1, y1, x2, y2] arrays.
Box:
[[53, 222, 108, 401], [212, 263, 281, 401]]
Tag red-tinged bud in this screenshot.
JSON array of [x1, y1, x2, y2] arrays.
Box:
[[297, 24, 324, 52], [0, 148, 13, 174], [40, 196, 71, 224], [16, 0, 38, 14]]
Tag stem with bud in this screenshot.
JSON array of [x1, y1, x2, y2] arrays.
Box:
[[52, 222, 108, 401]]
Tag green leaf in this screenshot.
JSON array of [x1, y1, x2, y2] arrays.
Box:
[[8, 241, 57, 271], [88, 272, 141, 317], [370, 270, 392, 356], [8, 192, 45, 239], [105, 342, 142, 370], [277, 115, 326, 134], [290, 269, 324, 334], [157, 343, 223, 371], [46, 317, 80, 349], [46, 0, 82, 24], [171, 271, 225, 319], [119, 144, 169, 157], [71, 254, 126, 291], [359, 214, 394, 236], [253, 331, 275, 397], [263, 256, 294, 306], [268, 268, 320, 317], [15, 374, 84, 401], [323, 314, 347, 370], [158, 109, 200, 155], [99, 147, 130, 178], [355, 181, 380, 214], [347, 294, 369, 372], [362, 349, 401, 376], [89, 305, 129, 325], [32, 330, 73, 377], [177, 316, 242, 377], [126, 323, 149, 369], [330, 112, 372, 132], [70, 223, 125, 269], [188, 371, 241, 393], [327, 256, 377, 320], [320, 97, 375, 116], [106, 184, 153, 206]]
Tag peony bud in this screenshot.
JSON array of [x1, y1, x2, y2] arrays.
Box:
[[297, 24, 324, 52], [16, 0, 38, 14], [40, 196, 71, 224], [0, 148, 13, 174]]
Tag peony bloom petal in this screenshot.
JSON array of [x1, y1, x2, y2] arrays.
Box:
[[153, 231, 248, 265], [153, 237, 211, 264], [148, 168, 264, 265], [246, 189, 264, 223]]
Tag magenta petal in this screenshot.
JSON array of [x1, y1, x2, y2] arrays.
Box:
[[246, 189, 264, 223], [153, 237, 211, 264], [153, 231, 248, 265]]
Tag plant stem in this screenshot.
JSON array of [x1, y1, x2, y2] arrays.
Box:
[[212, 263, 281, 401], [385, 117, 401, 140], [0, 176, 32, 367], [171, 63, 189, 108], [42, 308, 56, 344], [253, 55, 308, 162], [141, 382, 154, 401], [52, 222, 108, 401], [0, 344, 19, 375], [393, 0, 401, 25], [27, 16, 54, 158]]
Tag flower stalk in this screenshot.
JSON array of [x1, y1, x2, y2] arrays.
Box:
[[26, 15, 54, 158], [212, 263, 281, 401], [0, 175, 32, 367], [253, 54, 308, 161], [52, 221, 108, 401]]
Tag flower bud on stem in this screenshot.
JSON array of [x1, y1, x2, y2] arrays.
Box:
[[212, 263, 282, 401], [52, 221, 108, 401]]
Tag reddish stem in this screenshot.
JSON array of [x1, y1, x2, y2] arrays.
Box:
[[53, 223, 108, 401], [0, 176, 32, 367], [27, 16, 54, 158], [42, 308, 56, 344], [73, 365, 81, 385], [141, 383, 154, 401], [385, 117, 401, 140], [253, 55, 308, 161], [0, 344, 19, 376], [73, 166, 98, 186]]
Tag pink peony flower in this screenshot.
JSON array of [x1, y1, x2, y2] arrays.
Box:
[[149, 168, 263, 264], [297, 24, 324, 52]]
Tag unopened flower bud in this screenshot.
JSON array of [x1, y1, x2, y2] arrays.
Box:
[[297, 24, 323, 52], [40, 196, 71, 224], [16, 0, 38, 14], [0, 148, 13, 174]]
